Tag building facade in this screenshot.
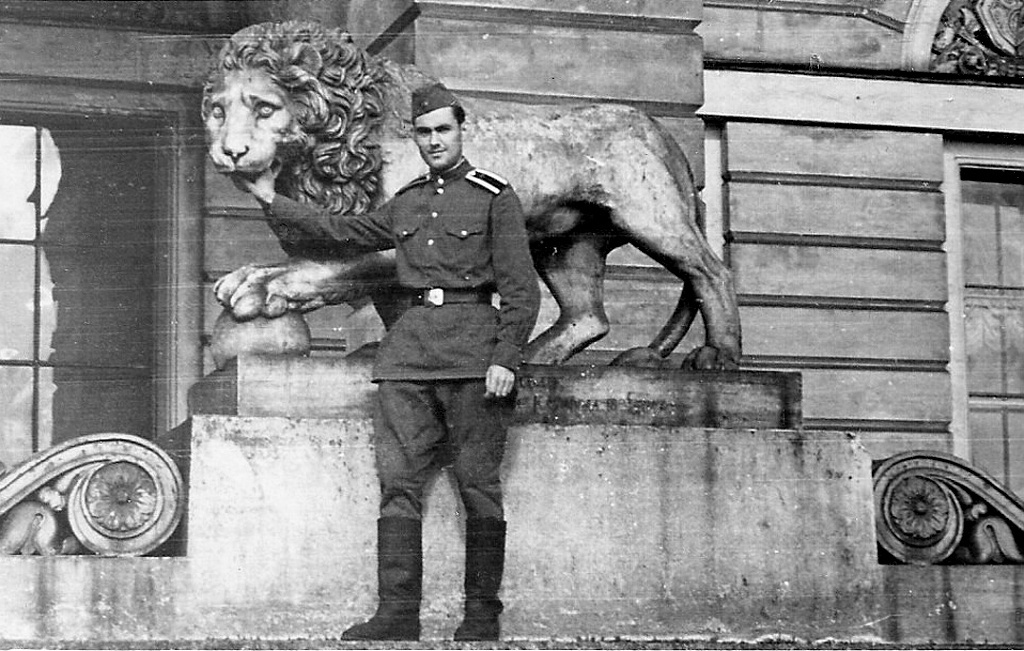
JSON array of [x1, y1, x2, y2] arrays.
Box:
[[0, 0, 1022, 494]]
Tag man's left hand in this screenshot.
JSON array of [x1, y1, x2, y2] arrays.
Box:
[[485, 365, 515, 399]]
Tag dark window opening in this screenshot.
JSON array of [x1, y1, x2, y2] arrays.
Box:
[[0, 115, 159, 466]]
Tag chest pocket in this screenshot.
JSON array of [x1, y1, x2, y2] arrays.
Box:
[[445, 223, 485, 241], [438, 214, 490, 274], [392, 214, 423, 246], [396, 224, 420, 240]]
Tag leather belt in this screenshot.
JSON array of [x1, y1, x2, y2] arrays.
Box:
[[406, 287, 493, 307]]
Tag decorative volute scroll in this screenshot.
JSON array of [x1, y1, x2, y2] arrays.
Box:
[[0, 433, 185, 557], [874, 450, 1024, 564], [930, 0, 1024, 77]]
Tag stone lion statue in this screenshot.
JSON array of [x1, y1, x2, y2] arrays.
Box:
[[205, 21, 741, 370]]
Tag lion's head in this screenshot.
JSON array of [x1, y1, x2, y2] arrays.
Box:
[[203, 21, 389, 216]]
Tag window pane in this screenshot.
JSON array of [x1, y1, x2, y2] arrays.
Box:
[[962, 197, 999, 286], [44, 250, 153, 366], [38, 254, 55, 362], [1005, 302, 1024, 394], [0, 366, 34, 466], [50, 367, 151, 443], [1007, 409, 1024, 496], [962, 178, 1024, 287], [1000, 201, 1024, 287], [37, 366, 54, 452], [0, 244, 35, 360], [969, 409, 1005, 483], [38, 128, 61, 221], [965, 297, 1007, 394], [0, 126, 39, 242], [42, 129, 154, 369]]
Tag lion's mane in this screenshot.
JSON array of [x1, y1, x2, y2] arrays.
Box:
[[203, 20, 388, 216]]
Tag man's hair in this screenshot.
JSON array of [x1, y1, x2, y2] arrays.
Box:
[[413, 105, 466, 126]]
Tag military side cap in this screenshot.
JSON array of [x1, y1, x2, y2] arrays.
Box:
[[412, 82, 460, 119]]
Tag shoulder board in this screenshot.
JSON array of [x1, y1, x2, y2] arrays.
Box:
[[395, 174, 430, 195], [466, 168, 509, 195]]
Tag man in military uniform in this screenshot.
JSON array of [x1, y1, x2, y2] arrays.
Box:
[[229, 82, 540, 641]]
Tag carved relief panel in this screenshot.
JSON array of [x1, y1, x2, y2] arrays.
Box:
[[931, 0, 1024, 76]]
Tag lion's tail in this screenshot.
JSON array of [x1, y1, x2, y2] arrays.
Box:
[[644, 118, 707, 358]]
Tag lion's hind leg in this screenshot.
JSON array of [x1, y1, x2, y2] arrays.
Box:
[[609, 282, 701, 368], [636, 232, 741, 370], [525, 233, 616, 365]]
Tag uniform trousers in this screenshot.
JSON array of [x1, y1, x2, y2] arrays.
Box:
[[373, 379, 512, 520]]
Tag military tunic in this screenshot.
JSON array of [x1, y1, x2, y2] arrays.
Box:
[[264, 158, 540, 381], [262, 158, 540, 520]]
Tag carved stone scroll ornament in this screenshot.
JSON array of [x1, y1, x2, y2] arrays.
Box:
[[930, 0, 1024, 77], [874, 450, 1024, 564], [0, 433, 184, 557]]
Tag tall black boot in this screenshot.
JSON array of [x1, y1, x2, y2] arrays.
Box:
[[453, 518, 506, 641], [342, 517, 422, 641]]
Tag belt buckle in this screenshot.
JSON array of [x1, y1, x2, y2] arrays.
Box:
[[426, 288, 444, 306]]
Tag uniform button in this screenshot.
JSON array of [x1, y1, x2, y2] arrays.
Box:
[[437, 177, 445, 185], [460, 230, 468, 236], [437, 187, 444, 194], [427, 239, 435, 245], [431, 212, 439, 218]]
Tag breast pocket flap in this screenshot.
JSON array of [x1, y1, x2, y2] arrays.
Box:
[[445, 224, 484, 240]]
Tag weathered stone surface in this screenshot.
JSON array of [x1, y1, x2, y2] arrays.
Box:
[[415, 17, 703, 106], [189, 355, 802, 429], [420, 0, 701, 21], [518, 364, 800, 428], [0, 416, 879, 641], [881, 565, 1024, 644], [701, 9, 904, 71]]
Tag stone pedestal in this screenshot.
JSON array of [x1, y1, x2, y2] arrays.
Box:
[[0, 356, 885, 642], [189, 354, 802, 429], [169, 413, 881, 640]]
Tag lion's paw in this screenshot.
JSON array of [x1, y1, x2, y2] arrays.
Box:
[[609, 347, 671, 369], [680, 345, 740, 371]]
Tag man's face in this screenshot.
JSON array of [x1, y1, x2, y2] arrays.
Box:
[[413, 107, 463, 173]]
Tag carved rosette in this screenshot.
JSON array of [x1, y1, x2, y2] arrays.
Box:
[[0, 434, 184, 557], [874, 450, 1024, 564], [930, 0, 1024, 77]]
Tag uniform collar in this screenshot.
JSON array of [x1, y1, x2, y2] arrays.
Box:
[[430, 158, 472, 184]]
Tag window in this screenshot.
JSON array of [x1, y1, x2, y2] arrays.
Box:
[[959, 167, 1024, 491], [0, 118, 160, 466], [0, 126, 59, 461], [947, 139, 1024, 494]]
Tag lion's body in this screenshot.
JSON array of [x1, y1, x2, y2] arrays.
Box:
[[206, 22, 741, 368]]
